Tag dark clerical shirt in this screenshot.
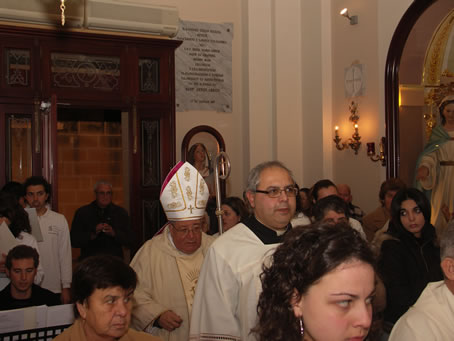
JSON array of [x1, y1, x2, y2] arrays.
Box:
[[242, 215, 291, 244]]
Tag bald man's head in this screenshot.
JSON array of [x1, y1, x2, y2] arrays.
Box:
[[337, 184, 352, 204]]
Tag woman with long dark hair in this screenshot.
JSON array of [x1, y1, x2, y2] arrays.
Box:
[[187, 143, 214, 197], [0, 191, 44, 289], [187, 143, 211, 177], [378, 188, 443, 331], [221, 196, 249, 232], [254, 223, 375, 341]]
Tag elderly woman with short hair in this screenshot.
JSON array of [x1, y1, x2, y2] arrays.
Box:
[[55, 255, 160, 341]]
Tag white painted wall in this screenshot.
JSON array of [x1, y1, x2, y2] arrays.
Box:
[[330, 0, 412, 213], [331, 0, 383, 213], [136, 0, 414, 212], [137, 0, 246, 197]]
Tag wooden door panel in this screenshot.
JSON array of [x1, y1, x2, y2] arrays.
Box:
[[130, 106, 174, 247], [135, 47, 175, 103], [41, 95, 59, 209], [0, 24, 180, 250], [0, 36, 39, 99], [40, 43, 126, 103], [0, 103, 36, 186]]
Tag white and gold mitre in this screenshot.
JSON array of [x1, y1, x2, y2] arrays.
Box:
[[160, 161, 209, 221]]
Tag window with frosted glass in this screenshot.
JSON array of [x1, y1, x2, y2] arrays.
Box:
[[139, 58, 160, 93], [6, 116, 33, 182], [141, 120, 160, 186], [143, 199, 163, 240], [51, 53, 120, 91], [6, 48, 30, 87]]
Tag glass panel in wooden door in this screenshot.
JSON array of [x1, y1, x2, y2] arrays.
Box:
[[6, 115, 33, 183], [139, 117, 165, 240], [55, 108, 129, 238]]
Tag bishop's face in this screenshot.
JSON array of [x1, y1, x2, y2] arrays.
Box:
[[169, 219, 203, 254]]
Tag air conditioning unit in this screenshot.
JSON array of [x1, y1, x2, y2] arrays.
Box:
[[86, 0, 179, 37], [0, 0, 83, 27]]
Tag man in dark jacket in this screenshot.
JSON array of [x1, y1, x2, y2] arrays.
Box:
[[70, 181, 134, 260], [0, 245, 60, 310]]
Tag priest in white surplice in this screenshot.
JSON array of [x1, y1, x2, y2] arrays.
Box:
[[130, 161, 214, 341], [189, 161, 297, 341]]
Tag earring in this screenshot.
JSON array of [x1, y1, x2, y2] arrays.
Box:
[[300, 317, 304, 336]]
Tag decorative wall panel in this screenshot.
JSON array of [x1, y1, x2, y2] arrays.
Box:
[[51, 53, 120, 90]]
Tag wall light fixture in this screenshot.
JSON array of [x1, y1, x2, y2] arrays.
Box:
[[367, 137, 386, 166], [333, 101, 361, 154], [340, 8, 358, 25]]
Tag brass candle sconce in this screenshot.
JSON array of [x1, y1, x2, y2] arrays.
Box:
[[333, 101, 361, 154]]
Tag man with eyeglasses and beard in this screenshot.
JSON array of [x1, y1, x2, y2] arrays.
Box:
[[190, 161, 297, 341], [129, 162, 214, 341]]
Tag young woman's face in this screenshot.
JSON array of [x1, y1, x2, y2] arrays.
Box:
[[399, 199, 425, 238], [194, 145, 206, 163], [222, 204, 240, 231], [442, 103, 454, 126], [293, 260, 374, 341]]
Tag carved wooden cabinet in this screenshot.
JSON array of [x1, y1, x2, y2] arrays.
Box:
[[0, 24, 181, 247]]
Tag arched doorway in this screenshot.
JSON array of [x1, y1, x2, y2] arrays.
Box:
[[385, 0, 454, 181]]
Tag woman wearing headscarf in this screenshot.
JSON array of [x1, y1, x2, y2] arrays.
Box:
[[416, 95, 454, 237]]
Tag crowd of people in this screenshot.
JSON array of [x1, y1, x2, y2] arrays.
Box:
[[1, 143, 454, 340], [0, 176, 135, 310]]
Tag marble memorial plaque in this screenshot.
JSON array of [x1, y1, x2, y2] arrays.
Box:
[[175, 20, 233, 112]]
